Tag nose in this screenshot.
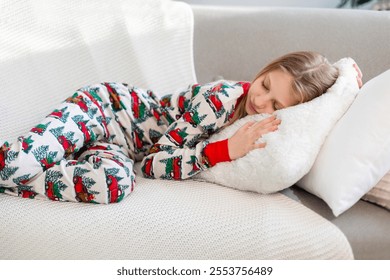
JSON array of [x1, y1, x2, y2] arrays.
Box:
[[253, 95, 274, 113]]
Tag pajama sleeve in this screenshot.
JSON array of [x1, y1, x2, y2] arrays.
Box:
[[141, 81, 250, 180]]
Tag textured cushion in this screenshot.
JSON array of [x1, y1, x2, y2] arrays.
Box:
[[362, 170, 390, 210], [298, 69, 390, 216], [194, 58, 359, 194]]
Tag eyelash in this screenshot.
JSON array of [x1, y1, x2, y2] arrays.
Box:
[[261, 81, 269, 91], [262, 81, 279, 110]]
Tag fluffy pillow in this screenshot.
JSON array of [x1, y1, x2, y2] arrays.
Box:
[[362, 171, 390, 210], [194, 58, 359, 194], [298, 69, 390, 216]]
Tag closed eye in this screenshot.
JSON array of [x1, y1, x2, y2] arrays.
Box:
[[261, 81, 269, 91]]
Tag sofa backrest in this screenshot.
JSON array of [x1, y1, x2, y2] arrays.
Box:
[[192, 6, 390, 83]]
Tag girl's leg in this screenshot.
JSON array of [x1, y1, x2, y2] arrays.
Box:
[[0, 83, 129, 189], [2, 142, 135, 204]]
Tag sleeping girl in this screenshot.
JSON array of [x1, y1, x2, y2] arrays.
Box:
[[0, 51, 363, 203]]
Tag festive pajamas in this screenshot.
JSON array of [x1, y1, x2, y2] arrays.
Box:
[[0, 80, 250, 203]]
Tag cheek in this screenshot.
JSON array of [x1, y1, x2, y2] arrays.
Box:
[[248, 84, 262, 97]]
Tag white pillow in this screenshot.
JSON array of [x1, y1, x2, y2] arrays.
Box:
[[297, 69, 390, 216], [194, 58, 359, 194]]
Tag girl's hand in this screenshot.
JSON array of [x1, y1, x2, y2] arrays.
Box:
[[228, 115, 281, 160], [353, 63, 363, 88]]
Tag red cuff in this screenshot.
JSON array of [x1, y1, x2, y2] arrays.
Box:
[[203, 139, 231, 166]]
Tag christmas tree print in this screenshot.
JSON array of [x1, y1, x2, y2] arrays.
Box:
[[13, 174, 32, 186], [160, 156, 183, 180], [66, 93, 97, 119], [83, 154, 103, 170], [162, 110, 175, 125], [32, 145, 58, 171], [83, 86, 103, 103], [47, 106, 70, 123], [17, 185, 37, 199], [73, 167, 98, 203], [14, 173, 36, 198], [72, 115, 97, 145], [149, 129, 163, 144], [209, 82, 234, 97], [191, 84, 201, 98], [108, 155, 132, 178], [49, 126, 77, 157], [182, 103, 207, 127], [132, 125, 149, 153], [184, 134, 201, 149], [225, 104, 236, 123], [0, 142, 19, 181], [149, 103, 165, 126], [96, 115, 110, 139], [165, 123, 188, 147], [18, 135, 34, 154], [30, 122, 51, 135], [186, 155, 202, 176], [104, 82, 127, 112], [44, 169, 68, 201], [104, 167, 130, 203], [202, 123, 217, 135]]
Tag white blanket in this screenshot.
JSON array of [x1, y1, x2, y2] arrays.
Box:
[[0, 0, 195, 142], [0, 163, 353, 259]]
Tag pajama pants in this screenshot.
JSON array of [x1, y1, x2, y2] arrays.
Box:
[[0, 82, 167, 203]]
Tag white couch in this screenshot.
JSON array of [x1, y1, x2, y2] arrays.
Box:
[[1, 1, 389, 259], [191, 5, 390, 259]]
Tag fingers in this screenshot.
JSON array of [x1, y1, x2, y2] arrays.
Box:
[[242, 121, 257, 130], [252, 115, 281, 135], [353, 63, 363, 79], [357, 77, 363, 89], [254, 142, 266, 150], [353, 63, 363, 88]]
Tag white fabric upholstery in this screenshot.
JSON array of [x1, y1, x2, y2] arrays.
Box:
[[0, 164, 353, 260], [0, 1, 354, 260]]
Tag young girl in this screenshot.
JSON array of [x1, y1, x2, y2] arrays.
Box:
[[0, 51, 362, 204]]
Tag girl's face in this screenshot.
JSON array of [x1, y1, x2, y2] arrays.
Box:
[[245, 69, 299, 115]]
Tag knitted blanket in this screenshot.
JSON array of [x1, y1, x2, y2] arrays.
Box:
[[0, 0, 195, 142]]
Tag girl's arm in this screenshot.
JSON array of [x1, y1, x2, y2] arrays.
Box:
[[141, 81, 247, 180]]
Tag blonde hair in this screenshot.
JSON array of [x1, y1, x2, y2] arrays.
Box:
[[230, 51, 339, 124]]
